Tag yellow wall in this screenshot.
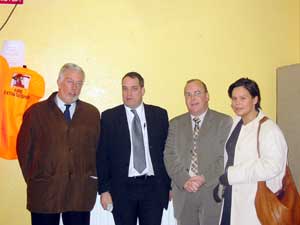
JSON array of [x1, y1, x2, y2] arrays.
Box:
[[0, 0, 299, 224]]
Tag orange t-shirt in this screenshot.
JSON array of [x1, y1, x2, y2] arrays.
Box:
[[0, 56, 45, 159]]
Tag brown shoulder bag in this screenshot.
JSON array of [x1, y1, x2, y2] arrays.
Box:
[[255, 116, 300, 225]]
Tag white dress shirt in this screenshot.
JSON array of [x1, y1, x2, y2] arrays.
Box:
[[124, 103, 154, 177], [55, 94, 76, 119]]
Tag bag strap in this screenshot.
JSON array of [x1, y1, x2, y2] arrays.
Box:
[[257, 116, 268, 158]]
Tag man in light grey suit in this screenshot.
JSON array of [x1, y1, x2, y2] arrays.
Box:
[[164, 79, 232, 225]]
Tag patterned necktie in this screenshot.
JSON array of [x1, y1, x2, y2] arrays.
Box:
[[131, 109, 146, 173], [190, 117, 201, 175], [64, 104, 71, 122]]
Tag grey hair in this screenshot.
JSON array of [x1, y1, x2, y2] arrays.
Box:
[[57, 63, 85, 82]]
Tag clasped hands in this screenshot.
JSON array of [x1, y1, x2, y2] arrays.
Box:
[[183, 175, 205, 192]]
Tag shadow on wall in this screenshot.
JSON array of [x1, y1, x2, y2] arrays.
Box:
[[277, 63, 300, 191]]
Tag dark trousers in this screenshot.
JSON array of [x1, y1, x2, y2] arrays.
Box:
[[220, 186, 232, 225], [112, 176, 164, 225], [31, 211, 90, 225]]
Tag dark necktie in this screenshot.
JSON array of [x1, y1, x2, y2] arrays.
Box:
[[64, 104, 71, 122], [190, 117, 201, 175], [131, 109, 146, 173]]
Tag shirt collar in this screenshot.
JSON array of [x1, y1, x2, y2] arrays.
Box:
[[190, 109, 208, 122], [55, 94, 76, 111], [124, 103, 144, 116]]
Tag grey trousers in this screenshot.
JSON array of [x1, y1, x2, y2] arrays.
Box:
[[176, 188, 221, 225]]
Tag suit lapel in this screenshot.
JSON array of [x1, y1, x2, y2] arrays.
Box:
[[144, 104, 152, 146], [183, 113, 193, 145], [118, 106, 131, 155], [197, 109, 213, 143], [180, 113, 194, 166]]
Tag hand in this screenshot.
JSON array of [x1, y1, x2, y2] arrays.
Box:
[[183, 175, 206, 192], [219, 172, 229, 186], [213, 184, 225, 203], [190, 175, 205, 186], [184, 179, 199, 192], [169, 191, 173, 201], [100, 192, 113, 210]]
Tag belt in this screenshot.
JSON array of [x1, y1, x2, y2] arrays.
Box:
[[132, 175, 154, 180]]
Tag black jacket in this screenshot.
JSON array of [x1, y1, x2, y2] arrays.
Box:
[[96, 104, 170, 209]]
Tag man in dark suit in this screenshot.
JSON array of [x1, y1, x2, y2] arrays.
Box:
[[164, 79, 232, 225], [97, 72, 170, 225]]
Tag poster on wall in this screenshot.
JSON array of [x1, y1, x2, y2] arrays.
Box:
[[0, 40, 25, 67]]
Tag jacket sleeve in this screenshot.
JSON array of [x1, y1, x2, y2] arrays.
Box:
[[96, 111, 111, 194], [164, 119, 190, 190], [161, 109, 171, 190], [16, 108, 34, 183]]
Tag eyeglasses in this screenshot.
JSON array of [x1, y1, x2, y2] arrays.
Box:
[[184, 90, 203, 98], [65, 78, 83, 88]]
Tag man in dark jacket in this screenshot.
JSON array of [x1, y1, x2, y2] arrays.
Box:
[[17, 63, 100, 225], [97, 72, 170, 225]]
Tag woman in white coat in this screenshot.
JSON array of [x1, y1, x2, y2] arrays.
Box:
[[216, 78, 288, 225]]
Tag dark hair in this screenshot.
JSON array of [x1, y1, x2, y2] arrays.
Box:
[[122, 72, 144, 87], [228, 77, 261, 110]]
